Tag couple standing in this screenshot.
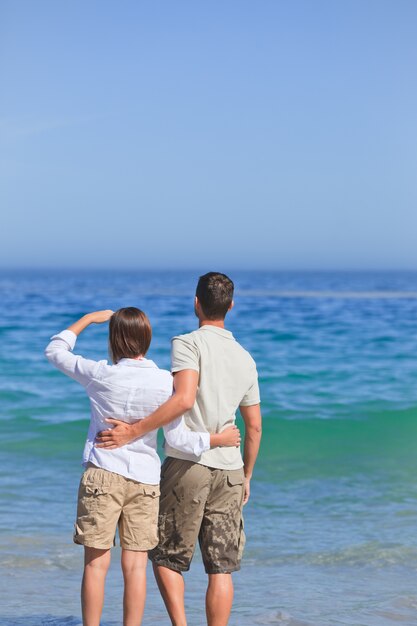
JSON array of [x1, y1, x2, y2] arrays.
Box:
[[46, 272, 262, 626]]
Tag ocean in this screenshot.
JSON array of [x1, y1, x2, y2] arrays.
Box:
[[1, 269, 417, 626]]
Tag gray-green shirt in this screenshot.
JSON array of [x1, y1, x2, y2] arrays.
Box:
[[164, 325, 260, 470]]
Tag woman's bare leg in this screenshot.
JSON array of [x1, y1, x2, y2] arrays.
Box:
[[81, 547, 111, 626], [121, 549, 148, 626]]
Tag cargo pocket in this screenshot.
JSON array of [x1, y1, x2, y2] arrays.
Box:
[[141, 484, 160, 498], [226, 471, 244, 488], [78, 482, 109, 516], [73, 522, 82, 545], [137, 484, 160, 547], [74, 482, 108, 545], [226, 470, 245, 510]]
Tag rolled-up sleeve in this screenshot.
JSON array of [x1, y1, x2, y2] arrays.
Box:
[[163, 417, 210, 456], [44, 329, 101, 387]]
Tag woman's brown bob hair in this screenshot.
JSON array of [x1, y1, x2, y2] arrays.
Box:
[[109, 307, 152, 364]]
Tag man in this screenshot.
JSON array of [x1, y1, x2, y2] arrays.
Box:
[[97, 272, 262, 626]]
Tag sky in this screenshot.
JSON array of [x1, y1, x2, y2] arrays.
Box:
[[1, 0, 417, 270]]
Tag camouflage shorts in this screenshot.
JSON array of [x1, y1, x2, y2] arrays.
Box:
[[149, 457, 245, 574]]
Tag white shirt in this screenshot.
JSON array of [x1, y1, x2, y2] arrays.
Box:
[[45, 330, 210, 484]]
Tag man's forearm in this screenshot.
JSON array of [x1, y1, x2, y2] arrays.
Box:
[[129, 393, 193, 440], [239, 404, 262, 479], [243, 427, 262, 478]]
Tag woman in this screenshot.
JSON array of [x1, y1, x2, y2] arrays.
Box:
[[45, 307, 240, 626]]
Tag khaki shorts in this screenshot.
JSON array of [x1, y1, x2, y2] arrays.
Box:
[[74, 466, 160, 551], [149, 458, 245, 574]]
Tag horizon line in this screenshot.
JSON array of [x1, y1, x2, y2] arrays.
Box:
[[2, 266, 417, 273]]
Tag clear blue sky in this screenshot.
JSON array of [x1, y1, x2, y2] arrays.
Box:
[[1, 1, 416, 270]]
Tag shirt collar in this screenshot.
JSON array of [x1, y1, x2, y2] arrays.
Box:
[[199, 325, 234, 339], [117, 358, 159, 368]]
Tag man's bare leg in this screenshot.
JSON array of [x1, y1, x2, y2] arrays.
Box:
[[81, 547, 111, 626], [121, 549, 148, 626], [153, 563, 187, 626], [206, 573, 234, 626]]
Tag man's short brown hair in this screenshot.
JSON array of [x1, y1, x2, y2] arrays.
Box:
[[109, 307, 152, 364], [196, 272, 234, 320]]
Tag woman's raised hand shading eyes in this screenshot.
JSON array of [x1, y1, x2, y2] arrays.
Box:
[[89, 310, 114, 324]]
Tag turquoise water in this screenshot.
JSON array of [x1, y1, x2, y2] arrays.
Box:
[[1, 270, 417, 625]]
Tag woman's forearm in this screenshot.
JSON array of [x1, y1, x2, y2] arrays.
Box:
[[67, 313, 95, 336], [67, 310, 114, 336]]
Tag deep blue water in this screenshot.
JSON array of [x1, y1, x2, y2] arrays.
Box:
[[1, 270, 417, 625]]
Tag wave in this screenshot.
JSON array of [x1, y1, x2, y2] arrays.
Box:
[[255, 405, 417, 481], [1, 416, 87, 459], [3, 406, 417, 472], [247, 541, 417, 568]]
